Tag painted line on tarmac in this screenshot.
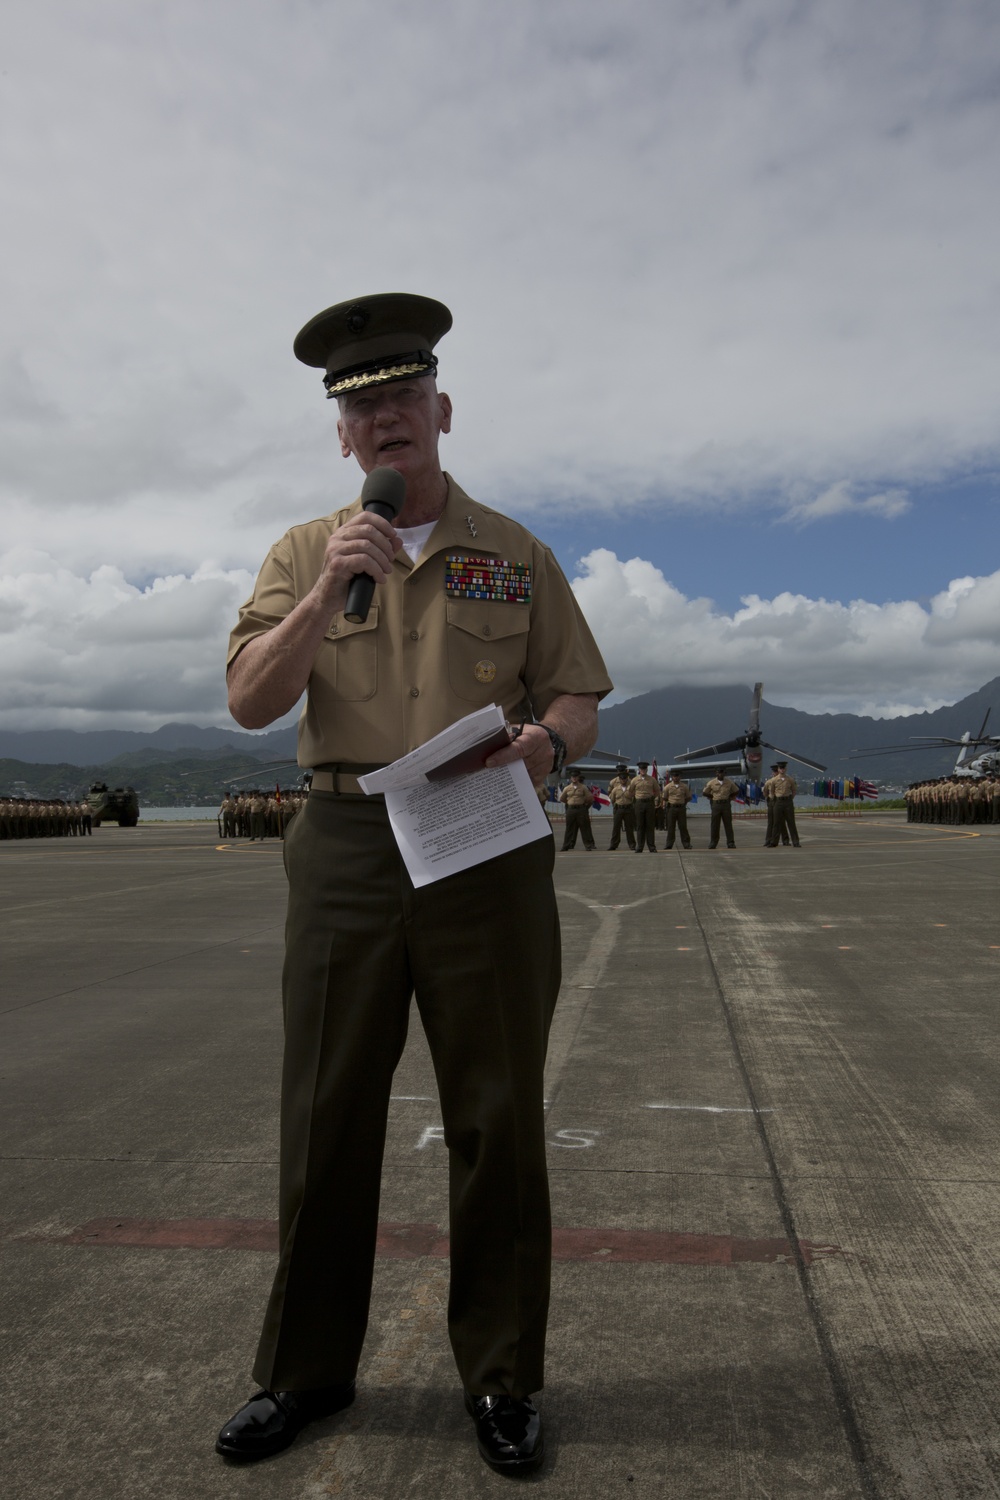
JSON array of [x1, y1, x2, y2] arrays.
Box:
[[646, 1102, 774, 1114], [676, 858, 880, 1497], [555, 886, 687, 913], [36, 1216, 852, 1266], [544, 884, 691, 1107]]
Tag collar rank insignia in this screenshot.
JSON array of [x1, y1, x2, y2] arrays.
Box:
[[445, 554, 532, 604]]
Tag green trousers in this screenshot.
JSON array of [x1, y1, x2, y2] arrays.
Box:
[[252, 790, 560, 1397], [772, 796, 800, 846], [708, 799, 735, 847], [633, 799, 657, 850]]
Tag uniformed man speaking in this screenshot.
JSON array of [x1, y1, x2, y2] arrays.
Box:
[[216, 294, 612, 1475]]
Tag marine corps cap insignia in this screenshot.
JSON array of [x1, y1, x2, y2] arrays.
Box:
[[344, 304, 370, 334]]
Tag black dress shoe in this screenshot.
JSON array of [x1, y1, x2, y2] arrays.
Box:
[[215, 1382, 355, 1461], [464, 1392, 544, 1474]]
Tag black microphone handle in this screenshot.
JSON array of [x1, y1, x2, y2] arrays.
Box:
[[343, 498, 399, 624]]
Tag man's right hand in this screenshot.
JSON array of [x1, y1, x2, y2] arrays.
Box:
[[228, 515, 402, 729], [312, 512, 401, 617]]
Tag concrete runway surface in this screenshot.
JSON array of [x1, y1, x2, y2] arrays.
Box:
[[2, 813, 998, 1499]]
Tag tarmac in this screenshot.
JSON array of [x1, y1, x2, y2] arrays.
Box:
[[2, 811, 998, 1499]]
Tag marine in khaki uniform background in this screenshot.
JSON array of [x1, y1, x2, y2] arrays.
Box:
[[765, 762, 800, 847], [702, 774, 738, 849], [607, 762, 636, 850], [558, 768, 596, 850], [662, 770, 693, 850], [626, 761, 660, 852], [218, 292, 612, 1476], [762, 763, 789, 846]]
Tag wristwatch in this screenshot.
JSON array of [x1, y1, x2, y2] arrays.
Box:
[[538, 723, 567, 777]]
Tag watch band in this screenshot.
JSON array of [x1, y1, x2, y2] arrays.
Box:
[[539, 723, 567, 777]]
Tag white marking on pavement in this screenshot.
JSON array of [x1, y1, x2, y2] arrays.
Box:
[[414, 1126, 445, 1149], [545, 885, 695, 1111], [645, 1103, 774, 1114], [556, 886, 686, 913], [550, 1128, 600, 1148]]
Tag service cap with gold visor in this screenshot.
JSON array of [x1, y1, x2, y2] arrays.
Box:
[[293, 292, 453, 398]]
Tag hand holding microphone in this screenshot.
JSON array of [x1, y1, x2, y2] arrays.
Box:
[[343, 467, 407, 624]]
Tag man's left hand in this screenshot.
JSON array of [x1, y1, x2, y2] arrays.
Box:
[[484, 724, 554, 785]]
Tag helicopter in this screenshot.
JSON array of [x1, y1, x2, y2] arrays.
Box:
[[668, 682, 827, 783], [852, 709, 1000, 780]]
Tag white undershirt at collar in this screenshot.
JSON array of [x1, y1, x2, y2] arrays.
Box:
[[395, 520, 437, 564]]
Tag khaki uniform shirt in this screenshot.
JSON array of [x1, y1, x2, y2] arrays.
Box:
[[663, 780, 693, 806], [703, 776, 737, 803], [559, 781, 594, 808], [627, 773, 660, 804], [229, 475, 612, 767], [765, 773, 797, 798], [608, 777, 631, 807]]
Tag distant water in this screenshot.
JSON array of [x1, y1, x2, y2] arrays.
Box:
[[139, 807, 219, 821], [138, 797, 890, 825]]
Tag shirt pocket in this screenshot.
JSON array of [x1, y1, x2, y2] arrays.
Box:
[[322, 607, 379, 701], [446, 599, 531, 702]]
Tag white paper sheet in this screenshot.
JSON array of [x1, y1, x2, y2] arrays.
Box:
[[357, 704, 509, 795], [382, 757, 552, 888], [354, 706, 552, 887]]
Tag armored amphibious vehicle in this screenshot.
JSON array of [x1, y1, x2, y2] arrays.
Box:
[[88, 782, 140, 827]]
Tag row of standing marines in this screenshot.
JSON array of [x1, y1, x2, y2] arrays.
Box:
[[557, 761, 804, 850], [0, 798, 93, 838], [217, 792, 307, 840], [905, 776, 1000, 824]]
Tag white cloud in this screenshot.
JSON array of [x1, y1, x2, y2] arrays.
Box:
[[0, 1, 998, 727], [0, 550, 254, 729], [1, 545, 996, 730], [0, 0, 998, 531], [781, 481, 911, 525], [571, 550, 1000, 715]]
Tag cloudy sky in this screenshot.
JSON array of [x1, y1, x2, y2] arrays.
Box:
[[2, 0, 999, 731]]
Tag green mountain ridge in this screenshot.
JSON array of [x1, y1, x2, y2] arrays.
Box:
[[4, 676, 998, 794], [0, 754, 303, 806]]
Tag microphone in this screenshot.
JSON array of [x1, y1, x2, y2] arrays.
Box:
[[343, 466, 407, 624]]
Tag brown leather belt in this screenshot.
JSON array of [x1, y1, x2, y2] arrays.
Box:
[[310, 763, 386, 797]]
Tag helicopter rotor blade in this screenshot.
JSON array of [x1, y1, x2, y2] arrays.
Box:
[[225, 761, 302, 783], [748, 682, 763, 736], [851, 745, 928, 759], [907, 735, 978, 748], [762, 742, 827, 773], [674, 737, 746, 761], [852, 738, 968, 755]]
